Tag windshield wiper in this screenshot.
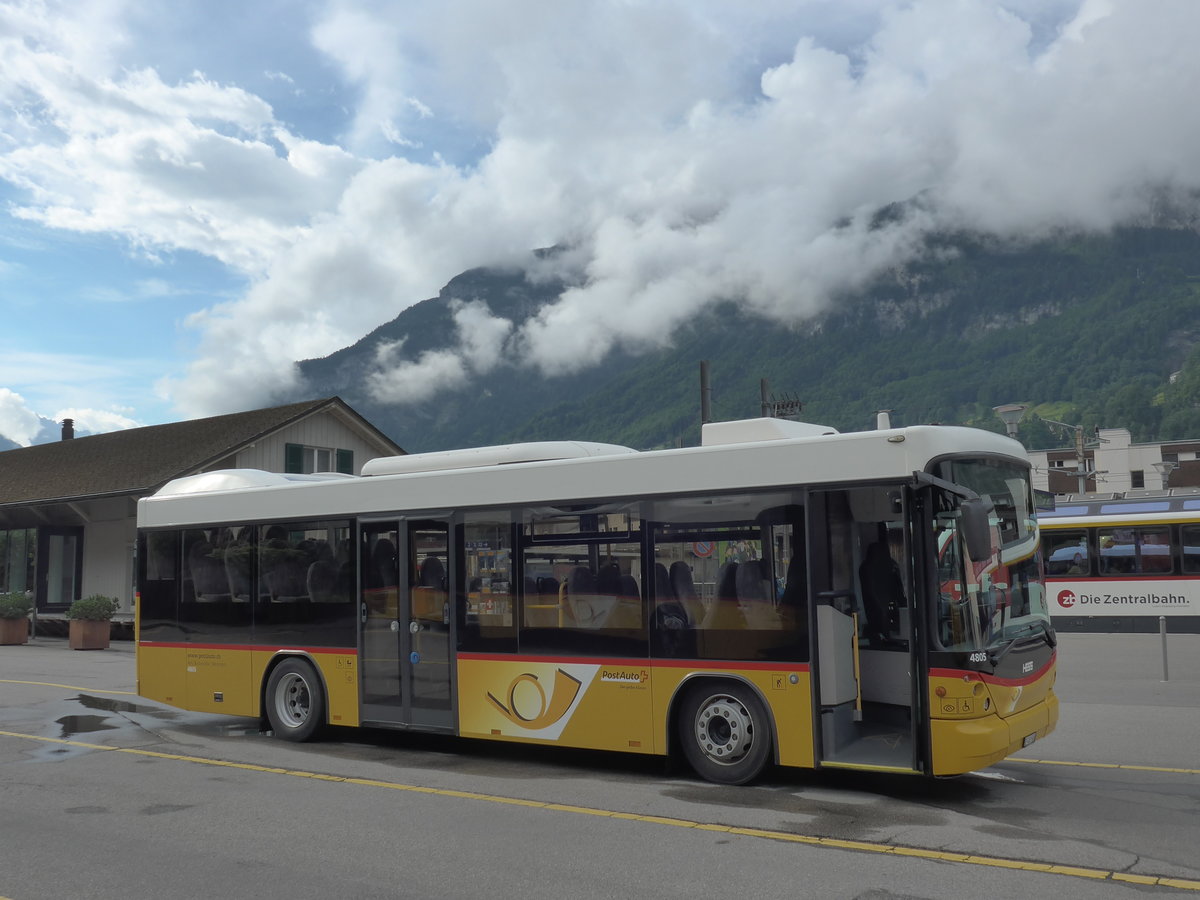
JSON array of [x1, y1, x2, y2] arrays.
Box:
[[988, 622, 1055, 666], [1023, 618, 1057, 649], [988, 640, 1017, 668]]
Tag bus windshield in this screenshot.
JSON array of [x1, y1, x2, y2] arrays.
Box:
[[934, 459, 1051, 654]]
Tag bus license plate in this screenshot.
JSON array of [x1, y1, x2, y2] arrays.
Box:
[[1022, 733, 1037, 748]]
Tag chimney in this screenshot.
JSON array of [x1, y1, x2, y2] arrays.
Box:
[[61, 418, 74, 441]]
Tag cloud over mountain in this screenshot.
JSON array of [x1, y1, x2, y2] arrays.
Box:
[[2, 0, 1198, 421]]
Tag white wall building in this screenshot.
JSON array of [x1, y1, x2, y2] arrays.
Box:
[[1027, 428, 1200, 496]]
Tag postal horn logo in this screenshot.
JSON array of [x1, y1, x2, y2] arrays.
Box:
[[487, 668, 583, 730]]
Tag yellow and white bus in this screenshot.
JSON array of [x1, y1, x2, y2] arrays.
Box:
[[135, 416, 1058, 784]]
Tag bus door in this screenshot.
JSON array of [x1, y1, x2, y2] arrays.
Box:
[[808, 488, 922, 773], [359, 517, 454, 730]]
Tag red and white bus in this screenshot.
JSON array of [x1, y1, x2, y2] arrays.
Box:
[[1039, 492, 1200, 632]]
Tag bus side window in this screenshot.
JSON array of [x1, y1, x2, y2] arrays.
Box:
[[648, 498, 807, 662], [1097, 529, 1132, 575], [1043, 530, 1088, 576], [1138, 527, 1172, 574], [518, 538, 645, 658], [1182, 525, 1200, 574], [1099, 525, 1172, 575], [140, 530, 184, 642]]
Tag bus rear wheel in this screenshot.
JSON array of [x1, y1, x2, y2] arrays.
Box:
[[678, 681, 771, 785], [265, 657, 325, 742]]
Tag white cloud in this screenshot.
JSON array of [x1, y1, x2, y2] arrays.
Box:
[[318, 0, 1200, 403], [311, 3, 431, 152], [0, 388, 42, 446], [53, 406, 140, 434], [3, 0, 1200, 423], [366, 299, 514, 404], [0, 0, 132, 83], [367, 350, 466, 405], [0, 5, 357, 273], [0, 348, 160, 438], [80, 277, 206, 303], [0, 385, 140, 445], [453, 299, 514, 373]]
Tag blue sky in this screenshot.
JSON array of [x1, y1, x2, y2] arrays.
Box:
[[1, 0, 1197, 445]]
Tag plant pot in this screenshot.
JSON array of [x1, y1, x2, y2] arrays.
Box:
[[0, 617, 29, 645], [69, 619, 111, 650]]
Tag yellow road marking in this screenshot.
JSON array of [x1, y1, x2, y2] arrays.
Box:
[[1011, 758, 1200, 776], [0, 679, 136, 696], [1, 729, 1198, 892]]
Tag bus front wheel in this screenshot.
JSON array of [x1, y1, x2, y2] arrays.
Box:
[[265, 657, 325, 742], [678, 681, 771, 785]]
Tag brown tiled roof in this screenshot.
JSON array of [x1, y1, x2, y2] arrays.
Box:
[[0, 397, 398, 507]]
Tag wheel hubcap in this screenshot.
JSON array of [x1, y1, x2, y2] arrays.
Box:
[[276, 673, 310, 728], [694, 694, 754, 766]]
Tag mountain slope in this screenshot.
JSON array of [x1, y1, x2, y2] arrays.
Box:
[[294, 227, 1200, 452]]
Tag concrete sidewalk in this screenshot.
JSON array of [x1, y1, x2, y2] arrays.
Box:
[[1052, 632, 1199, 707], [0, 635, 137, 694]]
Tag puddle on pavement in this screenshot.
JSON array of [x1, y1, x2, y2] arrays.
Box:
[[19, 692, 254, 763], [57, 714, 118, 738], [75, 694, 179, 719]]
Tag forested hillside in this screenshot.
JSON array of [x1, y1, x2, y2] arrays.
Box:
[[295, 227, 1200, 453]]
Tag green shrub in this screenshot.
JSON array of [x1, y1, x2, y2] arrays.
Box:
[[0, 592, 32, 620], [66, 595, 119, 621]]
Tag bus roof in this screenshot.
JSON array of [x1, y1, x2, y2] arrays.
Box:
[[138, 420, 1027, 530], [361, 440, 637, 476], [1039, 490, 1200, 527]]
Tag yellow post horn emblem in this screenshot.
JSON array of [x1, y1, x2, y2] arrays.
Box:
[[487, 668, 583, 729]]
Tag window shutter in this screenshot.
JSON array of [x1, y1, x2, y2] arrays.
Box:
[[336, 448, 354, 474], [284, 443, 304, 474]]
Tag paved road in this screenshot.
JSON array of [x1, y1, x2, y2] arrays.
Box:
[[1017, 632, 1200, 770], [0, 633, 1197, 899]]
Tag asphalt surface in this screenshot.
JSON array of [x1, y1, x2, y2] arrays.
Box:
[[1, 631, 1198, 899]]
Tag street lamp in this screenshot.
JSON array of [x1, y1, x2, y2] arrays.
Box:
[[993, 404, 1027, 439], [1152, 460, 1177, 490]]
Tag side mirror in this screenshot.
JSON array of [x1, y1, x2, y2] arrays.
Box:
[[960, 497, 994, 561]]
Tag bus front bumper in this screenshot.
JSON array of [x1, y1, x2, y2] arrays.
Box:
[[930, 691, 1059, 776]]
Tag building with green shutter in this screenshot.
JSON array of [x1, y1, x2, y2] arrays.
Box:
[[0, 397, 403, 631]]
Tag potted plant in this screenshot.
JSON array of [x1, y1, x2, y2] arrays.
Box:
[[66, 594, 118, 650], [0, 592, 32, 645]]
